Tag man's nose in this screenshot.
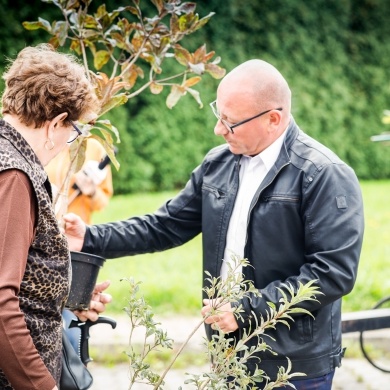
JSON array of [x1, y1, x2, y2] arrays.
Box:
[[214, 120, 229, 136]]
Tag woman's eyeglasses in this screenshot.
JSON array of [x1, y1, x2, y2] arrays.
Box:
[[67, 121, 83, 144]]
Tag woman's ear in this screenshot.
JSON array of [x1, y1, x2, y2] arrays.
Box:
[[47, 112, 69, 137]]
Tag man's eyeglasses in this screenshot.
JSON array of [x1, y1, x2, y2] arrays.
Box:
[[210, 100, 283, 134], [67, 121, 83, 144]]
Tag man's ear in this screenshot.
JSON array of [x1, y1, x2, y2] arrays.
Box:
[[267, 110, 282, 133], [269, 110, 282, 125]]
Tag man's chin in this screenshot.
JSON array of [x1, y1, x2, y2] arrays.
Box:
[[228, 144, 241, 155]]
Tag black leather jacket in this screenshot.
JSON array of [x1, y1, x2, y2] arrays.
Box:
[[83, 117, 364, 380]]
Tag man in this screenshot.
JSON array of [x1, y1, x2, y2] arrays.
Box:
[[64, 59, 364, 389]]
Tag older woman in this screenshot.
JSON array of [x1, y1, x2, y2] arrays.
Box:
[[0, 44, 107, 390]]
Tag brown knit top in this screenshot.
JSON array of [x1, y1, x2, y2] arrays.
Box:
[[0, 119, 70, 389]]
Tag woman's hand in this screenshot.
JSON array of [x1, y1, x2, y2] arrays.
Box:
[[63, 212, 86, 251], [74, 280, 112, 322]]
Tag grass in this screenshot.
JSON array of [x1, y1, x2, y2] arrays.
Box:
[[91, 180, 390, 317], [92, 190, 202, 316], [90, 344, 209, 368], [344, 180, 390, 312]]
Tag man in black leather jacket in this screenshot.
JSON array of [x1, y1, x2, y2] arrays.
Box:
[[65, 59, 364, 389]]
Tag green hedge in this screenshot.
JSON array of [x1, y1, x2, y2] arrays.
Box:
[[2, 0, 390, 192]]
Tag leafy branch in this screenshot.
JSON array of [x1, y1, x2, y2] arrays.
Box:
[[23, 0, 225, 218], [122, 278, 174, 388], [122, 255, 321, 389], [23, 0, 225, 117]]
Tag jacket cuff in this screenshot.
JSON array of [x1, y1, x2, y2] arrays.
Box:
[[81, 225, 94, 254]]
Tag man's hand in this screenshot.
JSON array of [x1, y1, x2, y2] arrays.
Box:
[[201, 299, 239, 333], [63, 212, 86, 252], [74, 280, 112, 322]]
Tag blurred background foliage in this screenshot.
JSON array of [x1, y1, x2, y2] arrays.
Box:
[[2, 0, 390, 193]]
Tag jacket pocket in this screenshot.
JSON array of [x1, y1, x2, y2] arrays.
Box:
[[202, 184, 225, 199], [296, 314, 314, 343]]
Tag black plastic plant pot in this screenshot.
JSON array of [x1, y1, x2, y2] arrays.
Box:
[[65, 251, 106, 311]]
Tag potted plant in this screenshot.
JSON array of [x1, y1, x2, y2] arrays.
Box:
[[23, 0, 226, 309]]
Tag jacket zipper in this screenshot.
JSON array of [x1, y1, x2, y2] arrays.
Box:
[[245, 161, 291, 246], [238, 161, 291, 341], [263, 195, 299, 202], [203, 184, 222, 199]]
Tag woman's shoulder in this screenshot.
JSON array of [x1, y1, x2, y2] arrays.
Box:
[[0, 169, 33, 190]]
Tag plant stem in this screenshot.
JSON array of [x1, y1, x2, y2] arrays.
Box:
[[53, 140, 85, 219], [153, 318, 205, 389], [80, 40, 90, 81], [198, 377, 211, 390]]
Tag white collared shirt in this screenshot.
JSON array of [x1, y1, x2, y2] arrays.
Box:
[[220, 128, 288, 280]]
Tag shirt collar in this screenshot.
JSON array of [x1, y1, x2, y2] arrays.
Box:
[[244, 125, 289, 172]]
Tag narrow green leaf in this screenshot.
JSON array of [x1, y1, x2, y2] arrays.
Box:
[[192, 12, 215, 32], [89, 134, 120, 170]]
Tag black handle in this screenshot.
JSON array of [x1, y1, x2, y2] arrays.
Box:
[[98, 154, 111, 170], [69, 316, 117, 365]]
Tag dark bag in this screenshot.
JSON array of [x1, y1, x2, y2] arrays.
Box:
[[60, 331, 93, 390]]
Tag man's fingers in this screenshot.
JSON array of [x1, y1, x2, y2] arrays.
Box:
[[203, 298, 221, 307], [204, 313, 221, 324]]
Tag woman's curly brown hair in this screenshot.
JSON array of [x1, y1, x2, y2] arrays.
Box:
[[1, 44, 99, 128]]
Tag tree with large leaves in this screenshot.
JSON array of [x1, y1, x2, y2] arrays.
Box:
[[23, 0, 225, 217]]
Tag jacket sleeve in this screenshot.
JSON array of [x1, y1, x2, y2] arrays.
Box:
[[82, 163, 205, 259], [235, 162, 365, 328]]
